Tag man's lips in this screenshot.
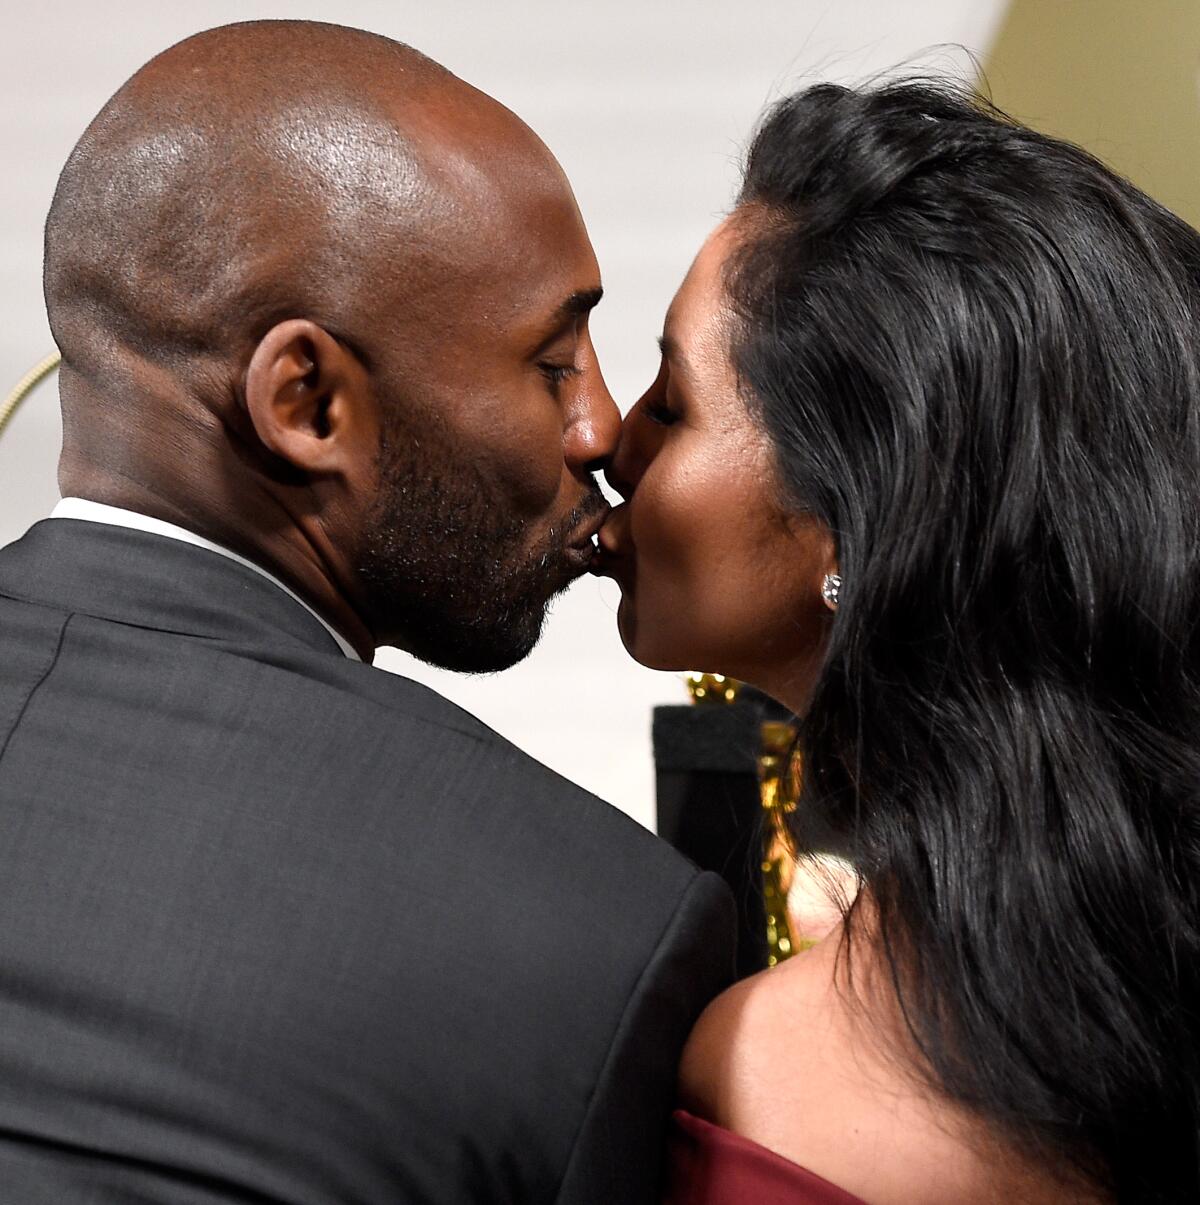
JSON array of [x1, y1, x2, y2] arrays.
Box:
[[563, 502, 612, 575]]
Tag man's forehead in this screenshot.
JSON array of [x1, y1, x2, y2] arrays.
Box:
[[339, 84, 600, 335], [392, 75, 560, 194], [419, 167, 596, 302]]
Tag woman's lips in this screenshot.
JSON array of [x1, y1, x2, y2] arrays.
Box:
[[591, 505, 632, 578]]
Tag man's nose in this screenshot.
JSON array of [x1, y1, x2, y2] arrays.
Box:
[[566, 362, 621, 474]]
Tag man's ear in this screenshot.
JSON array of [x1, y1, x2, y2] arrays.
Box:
[[243, 319, 373, 474]]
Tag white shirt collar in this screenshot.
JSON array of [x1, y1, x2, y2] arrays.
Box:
[[49, 497, 362, 661]]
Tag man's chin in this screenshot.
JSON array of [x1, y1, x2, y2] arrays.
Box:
[[367, 549, 578, 673], [397, 603, 551, 675], [439, 641, 540, 675]]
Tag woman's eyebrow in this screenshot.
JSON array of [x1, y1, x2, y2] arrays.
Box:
[[657, 332, 694, 379]]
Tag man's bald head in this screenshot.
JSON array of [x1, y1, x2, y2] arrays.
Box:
[[44, 19, 556, 395], [42, 19, 617, 668]]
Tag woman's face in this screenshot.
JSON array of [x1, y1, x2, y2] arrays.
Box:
[[596, 218, 835, 706]]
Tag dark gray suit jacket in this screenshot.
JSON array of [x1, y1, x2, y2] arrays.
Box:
[[0, 519, 735, 1204]]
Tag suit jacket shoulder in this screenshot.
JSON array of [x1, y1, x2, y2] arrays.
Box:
[[0, 522, 736, 1203]]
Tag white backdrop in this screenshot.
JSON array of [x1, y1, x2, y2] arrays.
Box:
[[0, 1, 1008, 828]]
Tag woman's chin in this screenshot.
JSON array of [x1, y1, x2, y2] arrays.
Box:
[[616, 602, 708, 674], [615, 601, 652, 666]]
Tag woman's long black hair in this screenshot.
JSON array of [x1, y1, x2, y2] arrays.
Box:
[[727, 82, 1200, 1202]]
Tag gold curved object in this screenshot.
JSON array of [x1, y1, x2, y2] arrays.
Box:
[[683, 672, 801, 965], [758, 720, 801, 965], [685, 672, 742, 705], [0, 351, 61, 440]]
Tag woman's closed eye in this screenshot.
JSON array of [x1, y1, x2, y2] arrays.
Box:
[[643, 398, 679, 426]]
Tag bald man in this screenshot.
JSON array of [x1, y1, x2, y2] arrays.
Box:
[[0, 21, 734, 1204]]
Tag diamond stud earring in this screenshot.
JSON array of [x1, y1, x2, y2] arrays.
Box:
[[821, 573, 842, 612]]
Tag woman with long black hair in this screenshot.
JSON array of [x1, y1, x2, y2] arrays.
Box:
[[596, 82, 1200, 1203]]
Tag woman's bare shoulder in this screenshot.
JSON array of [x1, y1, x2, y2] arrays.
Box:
[[678, 928, 1099, 1205], [679, 932, 843, 1123]]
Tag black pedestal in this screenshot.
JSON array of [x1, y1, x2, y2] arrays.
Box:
[[653, 689, 792, 981]]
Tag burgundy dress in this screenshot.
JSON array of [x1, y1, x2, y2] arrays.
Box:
[[664, 1110, 868, 1205]]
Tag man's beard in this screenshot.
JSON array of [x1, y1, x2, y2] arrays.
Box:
[[357, 419, 605, 673]]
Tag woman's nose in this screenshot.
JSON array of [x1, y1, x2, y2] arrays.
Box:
[[604, 410, 643, 501]]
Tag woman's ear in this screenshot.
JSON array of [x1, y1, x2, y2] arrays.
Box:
[[242, 319, 374, 475], [783, 511, 839, 597]]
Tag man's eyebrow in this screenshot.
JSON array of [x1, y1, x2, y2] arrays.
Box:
[[530, 287, 604, 355], [557, 286, 604, 322]]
